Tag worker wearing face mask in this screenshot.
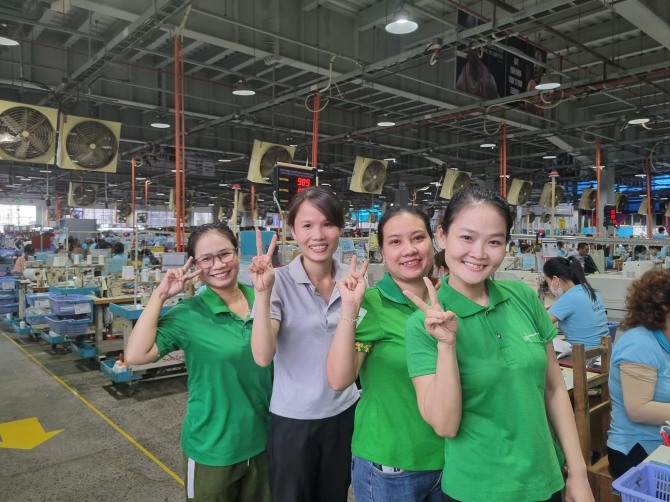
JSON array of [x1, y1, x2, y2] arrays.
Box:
[[543, 256, 609, 349]]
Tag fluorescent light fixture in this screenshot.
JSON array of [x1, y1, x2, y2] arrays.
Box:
[[40, 170, 50, 173], [590, 165, 605, 169], [385, 6, 418, 34], [208, 203, 215, 206], [635, 174, 647, 178], [377, 116, 396, 127], [628, 117, 650, 125], [320, 183, 331, 186], [383, 157, 397, 162], [480, 143, 496, 148], [535, 74, 561, 91], [232, 79, 255, 96], [136, 177, 146, 181], [542, 154, 557, 159], [219, 183, 229, 187], [156, 192, 165, 196], [218, 158, 232, 162]]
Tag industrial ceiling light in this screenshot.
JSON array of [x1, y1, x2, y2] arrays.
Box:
[[480, 142, 496, 148], [0, 24, 19, 46], [385, 2, 418, 35], [535, 73, 561, 91], [628, 112, 650, 125], [377, 115, 396, 127], [232, 79, 255, 96], [542, 154, 557, 159], [150, 114, 170, 129]]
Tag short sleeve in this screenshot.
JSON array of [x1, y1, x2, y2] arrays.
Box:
[[613, 330, 665, 370], [354, 289, 383, 352], [268, 272, 285, 321], [155, 300, 191, 359], [530, 288, 557, 344], [405, 309, 438, 378], [547, 294, 571, 322]]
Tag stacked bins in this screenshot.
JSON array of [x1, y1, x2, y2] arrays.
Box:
[[25, 293, 53, 327], [42, 294, 93, 344], [0, 277, 19, 318]]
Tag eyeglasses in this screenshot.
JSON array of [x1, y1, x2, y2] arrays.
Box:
[[194, 249, 237, 269]]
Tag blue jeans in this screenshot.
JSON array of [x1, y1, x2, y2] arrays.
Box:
[[352, 455, 443, 502]]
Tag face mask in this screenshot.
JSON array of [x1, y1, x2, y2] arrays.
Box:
[[549, 279, 564, 298]]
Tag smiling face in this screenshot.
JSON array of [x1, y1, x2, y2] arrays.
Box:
[[380, 212, 435, 286], [192, 230, 240, 292], [438, 203, 507, 299], [290, 201, 341, 266]]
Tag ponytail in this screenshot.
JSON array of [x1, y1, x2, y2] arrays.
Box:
[[566, 256, 597, 302], [543, 256, 597, 302]]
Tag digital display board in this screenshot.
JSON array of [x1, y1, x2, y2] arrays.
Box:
[[275, 163, 317, 207]]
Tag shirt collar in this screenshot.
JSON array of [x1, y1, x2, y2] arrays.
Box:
[[288, 254, 343, 283], [438, 277, 508, 317], [200, 283, 254, 315], [653, 330, 670, 353], [376, 272, 411, 305]]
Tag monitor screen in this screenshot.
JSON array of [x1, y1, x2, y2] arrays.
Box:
[[161, 252, 188, 272]]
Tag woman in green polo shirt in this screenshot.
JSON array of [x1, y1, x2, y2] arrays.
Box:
[[404, 187, 593, 502], [327, 205, 444, 502], [126, 222, 272, 502]]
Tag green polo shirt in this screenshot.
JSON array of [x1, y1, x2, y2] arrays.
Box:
[[406, 278, 564, 501], [156, 284, 272, 466], [353, 273, 444, 471]]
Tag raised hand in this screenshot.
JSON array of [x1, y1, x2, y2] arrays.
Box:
[[404, 277, 458, 346], [154, 257, 201, 301], [248, 229, 278, 292], [337, 255, 369, 306]]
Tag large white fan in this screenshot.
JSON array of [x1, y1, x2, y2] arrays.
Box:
[[0, 100, 58, 164], [538, 182, 564, 208], [57, 115, 121, 173], [247, 140, 296, 184], [439, 168, 471, 200], [67, 182, 99, 207], [350, 157, 387, 195], [507, 179, 532, 205], [578, 188, 597, 210]]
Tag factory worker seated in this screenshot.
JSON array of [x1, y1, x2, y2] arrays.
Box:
[[626, 245, 648, 262], [648, 245, 667, 263]]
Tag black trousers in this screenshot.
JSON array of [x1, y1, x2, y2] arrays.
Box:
[[608, 443, 650, 478], [442, 490, 563, 502], [266, 402, 356, 502]]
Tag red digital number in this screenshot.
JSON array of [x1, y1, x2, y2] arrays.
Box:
[[296, 177, 312, 187]]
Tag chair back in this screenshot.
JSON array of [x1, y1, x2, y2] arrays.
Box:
[[572, 335, 612, 465]]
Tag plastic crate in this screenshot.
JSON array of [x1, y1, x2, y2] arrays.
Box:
[[48, 294, 93, 318], [45, 316, 90, 336], [0, 277, 17, 291], [11, 319, 31, 335], [0, 302, 19, 314], [27, 293, 51, 308], [100, 359, 139, 383], [25, 313, 51, 326], [40, 330, 66, 345], [613, 463, 670, 502], [70, 341, 96, 359], [0, 295, 15, 305]]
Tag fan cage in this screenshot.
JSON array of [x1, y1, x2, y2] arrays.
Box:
[[0, 106, 56, 159], [65, 121, 118, 169]]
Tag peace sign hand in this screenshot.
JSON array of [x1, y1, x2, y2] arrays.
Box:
[[337, 255, 369, 307], [249, 229, 278, 293], [404, 277, 458, 346], [155, 257, 201, 301]]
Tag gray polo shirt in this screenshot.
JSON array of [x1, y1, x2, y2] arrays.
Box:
[[267, 255, 359, 419]]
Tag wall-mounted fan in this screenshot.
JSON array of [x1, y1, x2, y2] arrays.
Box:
[[116, 201, 133, 222], [638, 196, 652, 215], [541, 213, 552, 223], [0, 100, 58, 164], [238, 193, 258, 212], [578, 188, 597, 210], [57, 115, 121, 173], [439, 168, 471, 200], [350, 157, 387, 194], [247, 140, 296, 185], [615, 193, 628, 213], [506, 179, 533, 205], [526, 211, 536, 223], [218, 206, 232, 222], [67, 182, 99, 207], [538, 182, 564, 208], [169, 189, 194, 211]]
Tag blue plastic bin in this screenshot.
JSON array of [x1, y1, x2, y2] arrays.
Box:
[[613, 462, 670, 502], [70, 341, 96, 359], [45, 316, 90, 336], [48, 294, 93, 319], [100, 359, 139, 383]]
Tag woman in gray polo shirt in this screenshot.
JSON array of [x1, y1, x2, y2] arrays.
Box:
[[250, 186, 359, 502]]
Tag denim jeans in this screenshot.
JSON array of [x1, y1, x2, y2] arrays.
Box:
[[352, 455, 443, 502]]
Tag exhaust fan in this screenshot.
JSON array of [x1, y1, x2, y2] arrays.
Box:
[[439, 168, 471, 200], [116, 201, 133, 222], [538, 182, 564, 208], [247, 140, 296, 185], [638, 196, 652, 215], [0, 100, 58, 164], [58, 115, 121, 173], [67, 182, 99, 207], [578, 188, 597, 210], [615, 193, 627, 213], [541, 213, 552, 223], [238, 193, 258, 212], [169, 189, 194, 211], [350, 157, 388, 194], [506, 179, 532, 206]]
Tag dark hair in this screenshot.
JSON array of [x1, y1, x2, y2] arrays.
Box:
[[634, 245, 647, 255], [649, 245, 662, 252], [112, 242, 125, 255], [439, 187, 513, 241], [557, 241, 564, 249], [434, 249, 447, 272], [543, 256, 597, 301], [24, 244, 34, 255], [577, 242, 589, 251], [377, 206, 434, 249], [287, 186, 345, 229], [658, 227, 665, 233], [186, 222, 238, 258], [621, 269, 670, 331]]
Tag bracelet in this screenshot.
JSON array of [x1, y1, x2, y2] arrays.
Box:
[[338, 315, 358, 323]]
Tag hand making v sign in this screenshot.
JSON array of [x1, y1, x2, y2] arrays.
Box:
[[337, 255, 369, 307], [404, 277, 458, 346], [155, 256, 201, 301], [249, 229, 278, 292]]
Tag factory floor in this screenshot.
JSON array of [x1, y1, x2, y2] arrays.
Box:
[[0, 327, 357, 502]]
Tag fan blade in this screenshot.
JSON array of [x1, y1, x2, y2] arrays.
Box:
[[14, 140, 28, 159], [0, 113, 23, 135], [28, 132, 49, 155]]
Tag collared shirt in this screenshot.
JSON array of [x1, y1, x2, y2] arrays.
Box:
[[353, 272, 444, 471], [266, 255, 359, 419], [548, 284, 608, 348], [406, 278, 563, 502], [156, 284, 272, 466]]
